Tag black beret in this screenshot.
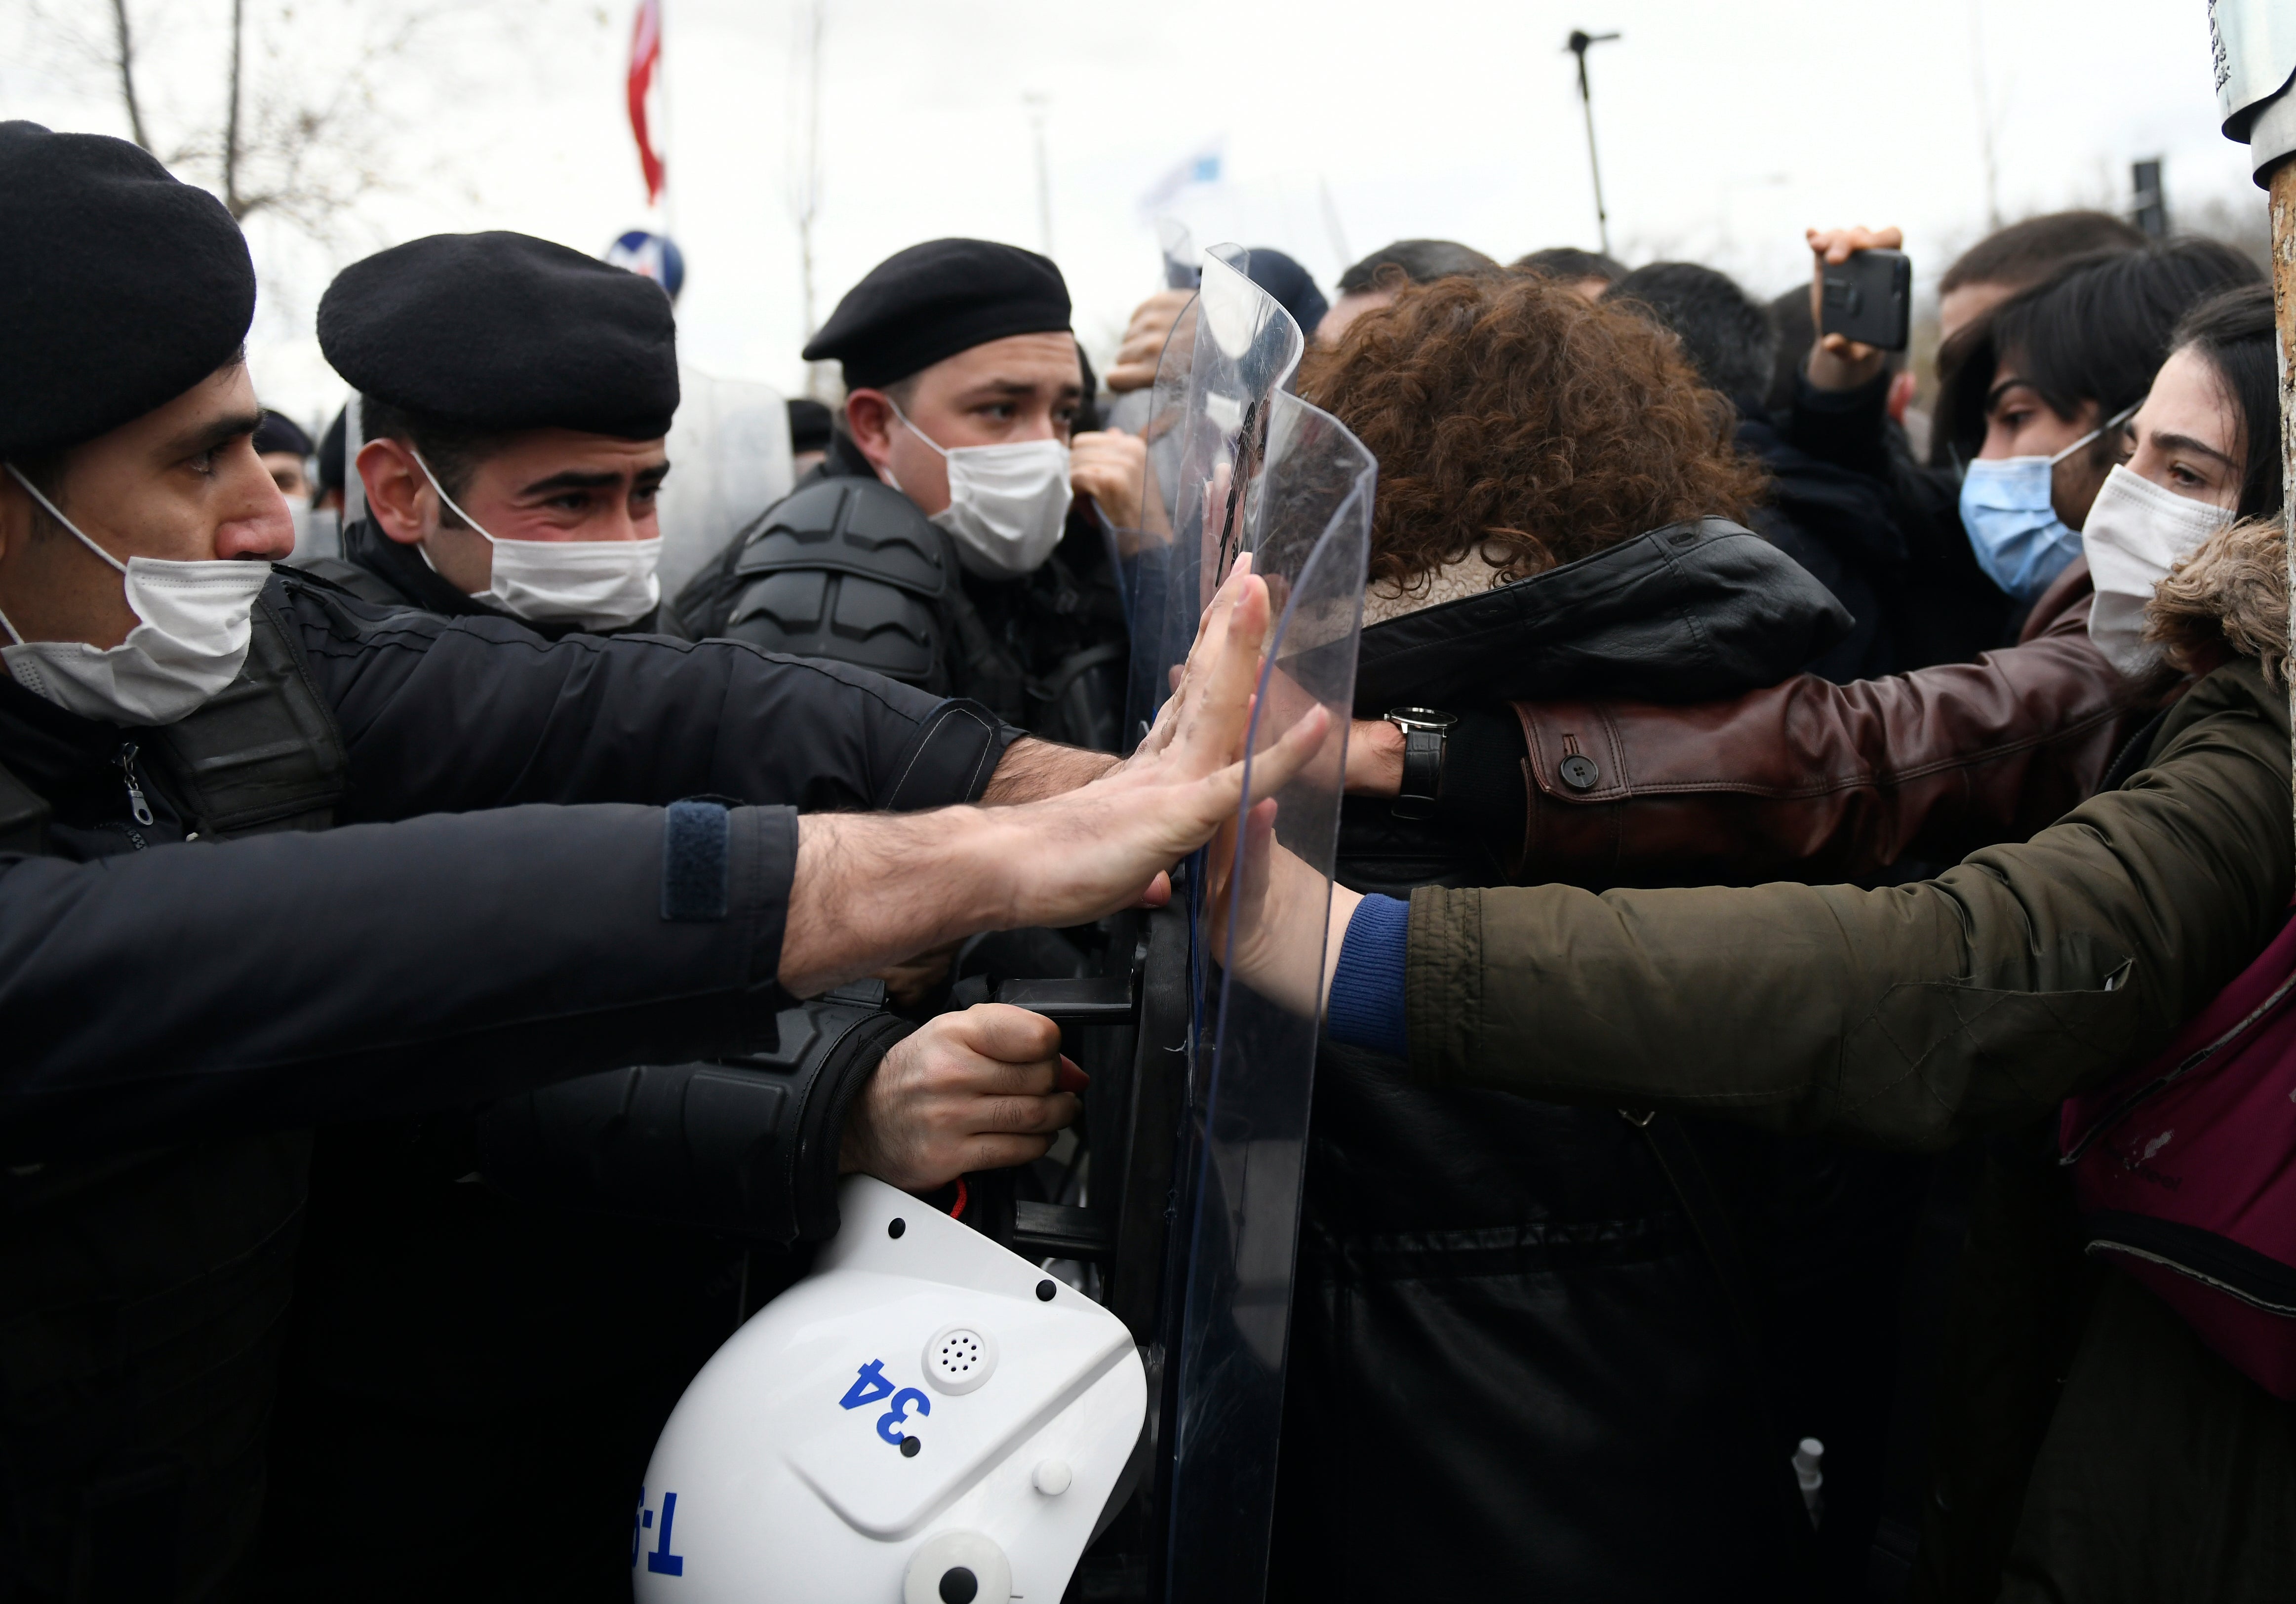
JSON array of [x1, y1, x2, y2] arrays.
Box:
[[0, 120, 255, 459], [803, 238, 1070, 391], [317, 406, 347, 493], [318, 232, 678, 440], [786, 397, 833, 455], [253, 409, 313, 459]]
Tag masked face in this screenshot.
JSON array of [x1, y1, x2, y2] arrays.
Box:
[[888, 405, 1071, 580], [409, 451, 663, 631], [2081, 463, 2235, 677], [0, 463, 270, 725], [1959, 403, 2135, 604]]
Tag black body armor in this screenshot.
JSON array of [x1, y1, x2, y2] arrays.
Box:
[[676, 459, 1130, 754], [0, 598, 346, 1604]]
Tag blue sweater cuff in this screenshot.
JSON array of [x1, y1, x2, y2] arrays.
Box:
[[1325, 894, 1410, 1059]]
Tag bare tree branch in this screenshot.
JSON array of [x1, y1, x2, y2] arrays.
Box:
[[107, 0, 150, 150], [223, 0, 245, 214]]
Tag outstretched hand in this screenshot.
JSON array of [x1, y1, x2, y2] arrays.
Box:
[[997, 556, 1334, 930], [779, 556, 1335, 998]]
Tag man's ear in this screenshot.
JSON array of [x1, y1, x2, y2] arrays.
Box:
[[844, 391, 897, 476], [359, 436, 432, 547]]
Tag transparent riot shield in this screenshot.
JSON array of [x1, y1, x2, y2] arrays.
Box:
[[1131, 246, 1375, 1602]]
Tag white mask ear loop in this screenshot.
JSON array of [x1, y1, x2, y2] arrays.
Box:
[[2047, 399, 2142, 468], [2, 460, 132, 645], [408, 450, 499, 546], [880, 401, 949, 498]]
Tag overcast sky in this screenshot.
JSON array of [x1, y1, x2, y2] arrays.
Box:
[[1, 0, 2265, 430]]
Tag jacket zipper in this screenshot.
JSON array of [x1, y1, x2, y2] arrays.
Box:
[[116, 742, 156, 826]]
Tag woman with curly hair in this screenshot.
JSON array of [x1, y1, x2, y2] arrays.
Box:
[[1267, 271, 1850, 1601], [1272, 283, 2296, 1602]]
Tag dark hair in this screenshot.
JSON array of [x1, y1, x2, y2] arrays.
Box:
[[358, 394, 508, 520], [1607, 262, 1778, 404], [1243, 247, 1330, 336], [1297, 272, 1765, 590], [1336, 238, 1500, 295], [2171, 283, 2281, 518], [1940, 209, 2149, 294], [1764, 283, 1815, 416], [1937, 238, 2263, 463], [1513, 246, 1628, 287]]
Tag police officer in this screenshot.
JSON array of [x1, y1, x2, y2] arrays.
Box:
[[0, 123, 1289, 1601], [257, 230, 1099, 1599], [674, 239, 1145, 755]]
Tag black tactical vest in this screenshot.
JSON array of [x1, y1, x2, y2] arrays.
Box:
[[0, 596, 346, 1604]]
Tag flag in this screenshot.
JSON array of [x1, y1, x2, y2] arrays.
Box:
[[1136, 141, 1222, 224], [628, 0, 666, 205]]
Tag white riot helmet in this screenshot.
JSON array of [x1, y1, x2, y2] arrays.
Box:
[[633, 1176, 1146, 1603]]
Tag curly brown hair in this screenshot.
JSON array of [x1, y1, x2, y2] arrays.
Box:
[[1296, 271, 1766, 591]]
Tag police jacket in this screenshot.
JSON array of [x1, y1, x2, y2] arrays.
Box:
[[671, 436, 1130, 753], [0, 570, 1005, 1601], [1274, 520, 1851, 1602], [0, 569, 1006, 1152]]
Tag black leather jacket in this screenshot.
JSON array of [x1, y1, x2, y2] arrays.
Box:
[[1272, 521, 1860, 1602]]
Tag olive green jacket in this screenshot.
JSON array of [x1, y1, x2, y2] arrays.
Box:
[[1403, 658, 2296, 1603]]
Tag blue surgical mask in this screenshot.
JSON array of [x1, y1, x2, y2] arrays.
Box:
[[1958, 403, 2137, 604]]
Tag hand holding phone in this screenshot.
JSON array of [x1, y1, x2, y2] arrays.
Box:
[[1820, 248, 1911, 351], [1805, 225, 1906, 392]]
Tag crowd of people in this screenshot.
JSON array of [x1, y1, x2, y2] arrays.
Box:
[[0, 98, 2291, 1604]]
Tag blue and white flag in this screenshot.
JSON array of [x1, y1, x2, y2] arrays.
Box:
[[1136, 141, 1223, 223]]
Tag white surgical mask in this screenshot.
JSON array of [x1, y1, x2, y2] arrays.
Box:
[[0, 463, 271, 726], [2082, 463, 2235, 678], [888, 404, 1071, 580], [411, 451, 662, 631]]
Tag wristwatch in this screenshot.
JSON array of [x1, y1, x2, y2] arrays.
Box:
[[1384, 706, 1457, 820]]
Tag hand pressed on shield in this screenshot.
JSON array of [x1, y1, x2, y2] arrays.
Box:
[[777, 557, 1333, 998], [838, 1005, 1087, 1192], [1204, 795, 1364, 1020]]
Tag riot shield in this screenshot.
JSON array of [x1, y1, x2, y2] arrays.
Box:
[[1124, 245, 1374, 1602]]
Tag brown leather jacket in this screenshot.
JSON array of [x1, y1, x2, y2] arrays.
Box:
[[1507, 561, 2173, 889]]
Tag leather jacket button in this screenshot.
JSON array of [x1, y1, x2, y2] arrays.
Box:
[[1558, 753, 1601, 791]]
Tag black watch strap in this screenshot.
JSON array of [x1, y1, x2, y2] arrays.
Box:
[[1392, 729, 1443, 819], [1386, 707, 1456, 820]]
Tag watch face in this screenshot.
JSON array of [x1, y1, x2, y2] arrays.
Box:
[[1387, 706, 1457, 731]]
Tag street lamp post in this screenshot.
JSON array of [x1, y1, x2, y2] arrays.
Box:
[[1565, 28, 1621, 256]]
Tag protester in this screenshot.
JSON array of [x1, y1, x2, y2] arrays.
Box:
[[1265, 268, 1828, 1600], [0, 121, 1300, 1603], [1610, 259, 1903, 678], [1330, 277, 2280, 1594], [1514, 242, 1629, 298], [1270, 279, 2294, 1604], [1794, 215, 2170, 667]]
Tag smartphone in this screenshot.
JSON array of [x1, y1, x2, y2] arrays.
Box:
[[1818, 248, 1912, 351]]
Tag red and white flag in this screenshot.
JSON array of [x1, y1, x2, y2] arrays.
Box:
[[627, 0, 666, 205]]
